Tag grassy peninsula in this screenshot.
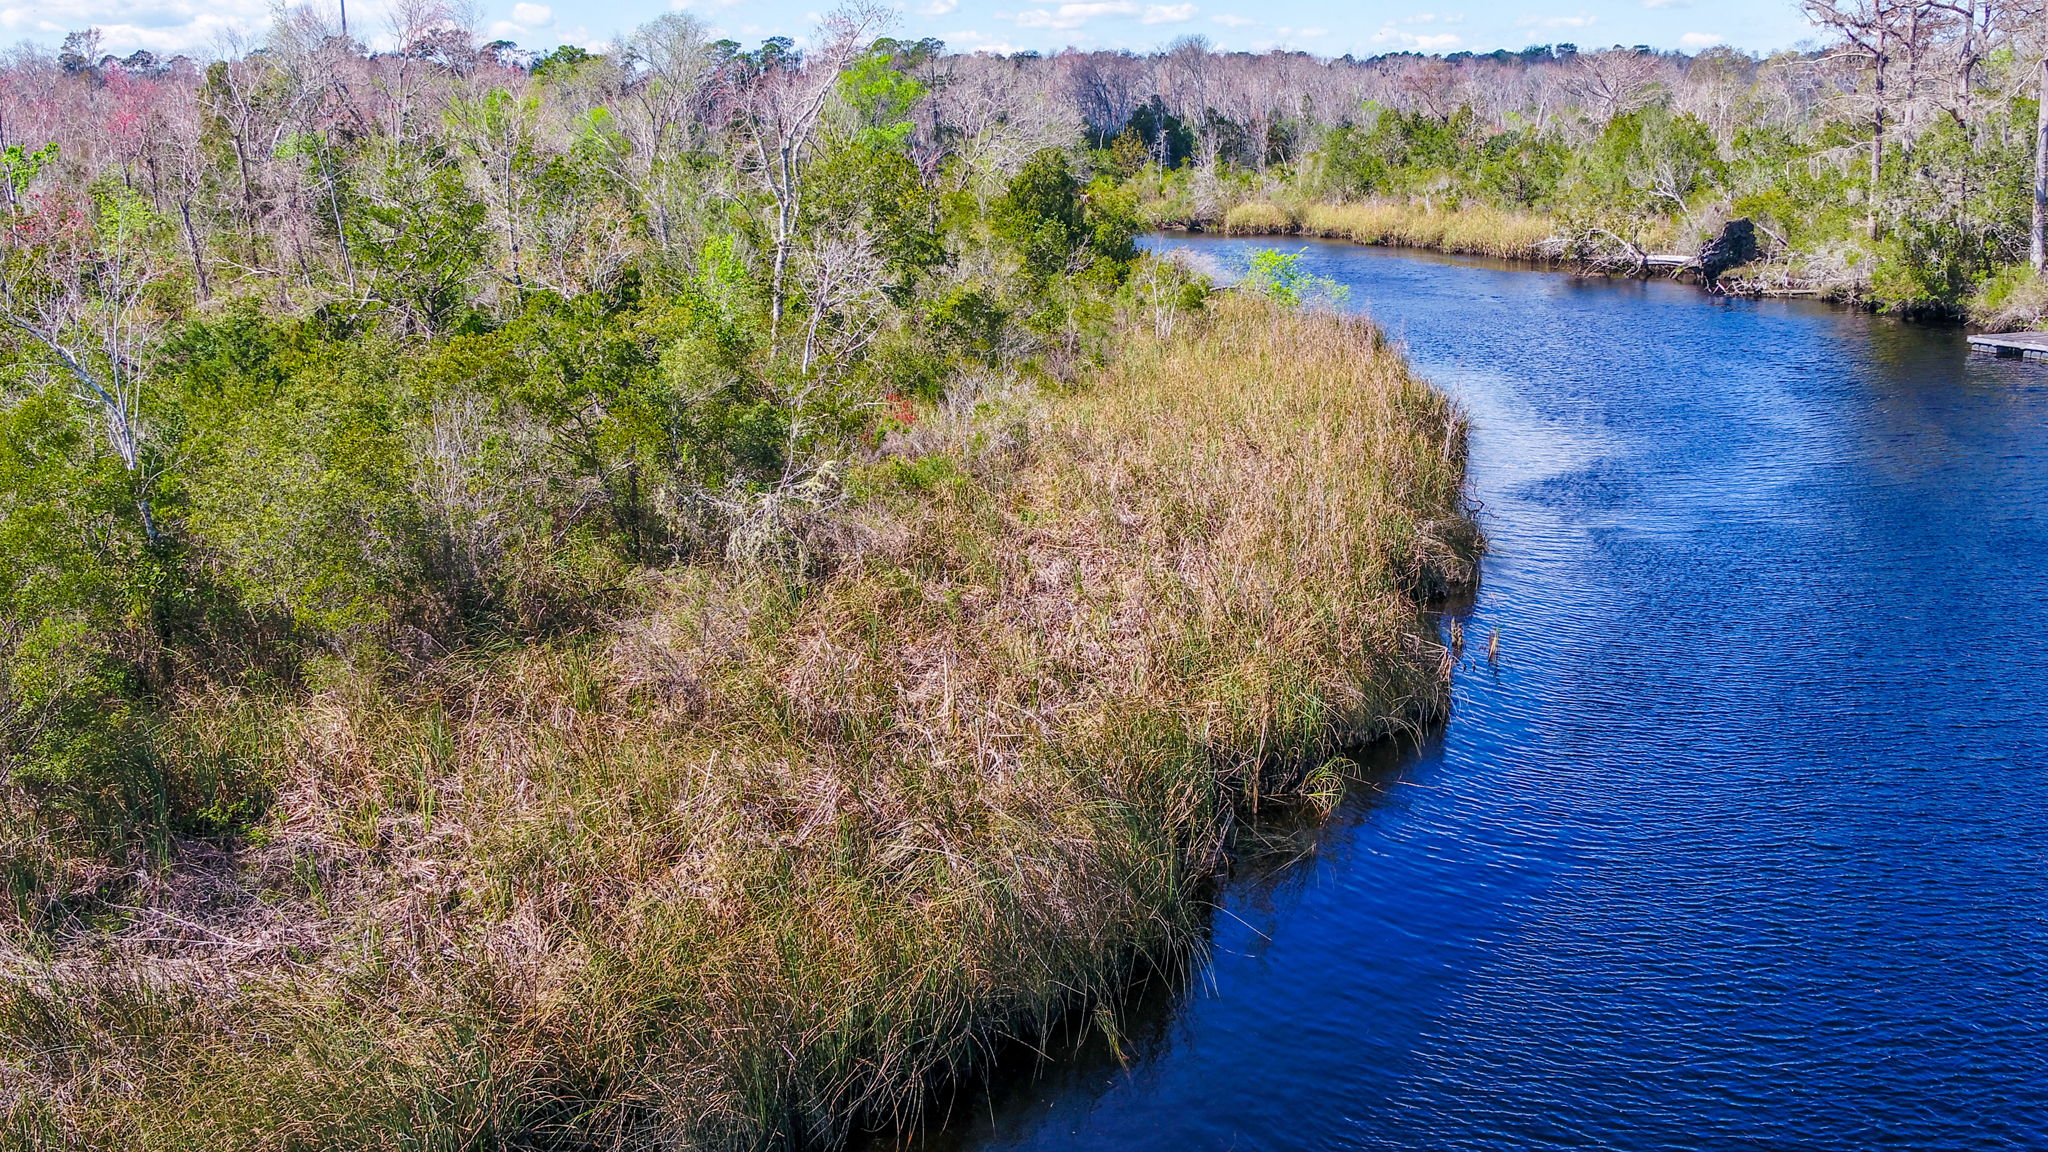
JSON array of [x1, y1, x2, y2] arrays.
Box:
[[0, 10, 1491, 1147], [3, 293, 1473, 1148]]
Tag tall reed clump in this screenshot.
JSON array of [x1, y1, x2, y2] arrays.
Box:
[[1295, 201, 1558, 261], [1, 297, 1477, 1151], [1222, 201, 1296, 235]]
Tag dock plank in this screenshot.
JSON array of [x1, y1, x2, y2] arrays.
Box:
[[1968, 331, 2048, 359]]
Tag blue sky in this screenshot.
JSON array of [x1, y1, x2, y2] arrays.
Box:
[[7, 0, 1825, 60]]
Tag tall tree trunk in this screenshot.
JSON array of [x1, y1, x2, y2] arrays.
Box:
[[1954, 0, 1977, 128], [503, 146, 521, 290], [2034, 48, 2048, 271], [325, 133, 357, 293], [1954, 0, 1977, 215], [1870, 34, 1886, 243], [769, 144, 797, 347], [180, 198, 211, 301]]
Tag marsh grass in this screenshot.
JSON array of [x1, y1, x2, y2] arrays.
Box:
[[1221, 202, 1296, 235], [1, 297, 1476, 1151], [1232, 202, 1562, 262]]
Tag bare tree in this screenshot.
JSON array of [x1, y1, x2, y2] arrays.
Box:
[[0, 187, 167, 541], [1397, 58, 1465, 121], [1064, 50, 1146, 139], [447, 86, 540, 291], [620, 14, 716, 156], [1678, 47, 1759, 142], [929, 53, 1077, 193], [798, 227, 885, 374], [1562, 50, 1665, 120], [735, 2, 889, 348], [618, 14, 717, 253], [1804, 0, 1924, 239], [150, 73, 213, 300], [1161, 36, 1220, 170]]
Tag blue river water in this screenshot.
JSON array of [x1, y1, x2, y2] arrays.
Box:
[[932, 236, 2048, 1151]]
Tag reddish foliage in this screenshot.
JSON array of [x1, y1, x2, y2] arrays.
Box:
[[884, 390, 917, 426]]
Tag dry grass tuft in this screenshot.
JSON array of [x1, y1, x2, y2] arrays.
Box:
[[1222, 202, 1296, 235], [1, 297, 1477, 1151]]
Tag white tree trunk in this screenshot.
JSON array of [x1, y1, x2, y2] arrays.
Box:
[[2034, 49, 2048, 271]]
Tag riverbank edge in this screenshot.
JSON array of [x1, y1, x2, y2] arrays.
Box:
[[1178, 201, 1881, 310], [3, 295, 1481, 1151]]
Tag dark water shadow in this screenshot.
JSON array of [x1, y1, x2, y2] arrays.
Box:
[[848, 727, 1442, 1152]]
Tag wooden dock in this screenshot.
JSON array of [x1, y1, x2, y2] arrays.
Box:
[[1967, 331, 2048, 359]]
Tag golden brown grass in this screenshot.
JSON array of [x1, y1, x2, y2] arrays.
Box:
[[1, 297, 1476, 1151], [1222, 202, 1296, 235], [1272, 201, 1559, 262]]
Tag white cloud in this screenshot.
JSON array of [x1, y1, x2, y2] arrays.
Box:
[[1212, 13, 1254, 26], [1246, 25, 1333, 49], [1678, 31, 1723, 48], [1142, 4, 1196, 24], [1642, 0, 1693, 7], [1517, 12, 1597, 29], [511, 2, 553, 26], [1371, 26, 1463, 51], [945, 28, 1025, 53], [919, 0, 959, 13], [1012, 1, 1137, 30], [0, 0, 275, 54]]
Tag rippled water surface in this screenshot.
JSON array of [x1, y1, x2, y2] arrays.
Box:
[[935, 237, 2048, 1151]]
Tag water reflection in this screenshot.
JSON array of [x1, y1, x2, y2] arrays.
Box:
[[893, 734, 1435, 1152]]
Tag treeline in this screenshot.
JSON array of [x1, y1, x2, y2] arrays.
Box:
[[1025, 5, 2043, 314], [15, 4, 2044, 319]]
